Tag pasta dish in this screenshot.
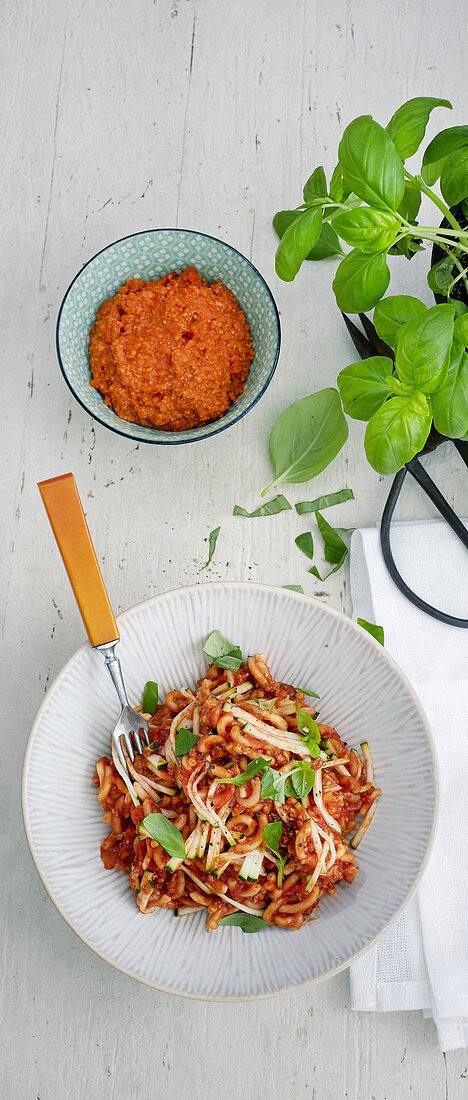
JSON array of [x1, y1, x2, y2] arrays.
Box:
[[94, 634, 380, 932]]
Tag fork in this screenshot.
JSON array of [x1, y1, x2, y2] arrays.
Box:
[[38, 472, 150, 767]]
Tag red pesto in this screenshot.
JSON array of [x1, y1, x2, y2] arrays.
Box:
[[89, 266, 254, 431]]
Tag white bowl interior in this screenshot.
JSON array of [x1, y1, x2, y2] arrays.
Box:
[[22, 583, 438, 999]]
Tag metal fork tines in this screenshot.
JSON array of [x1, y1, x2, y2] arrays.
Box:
[[98, 641, 150, 766]]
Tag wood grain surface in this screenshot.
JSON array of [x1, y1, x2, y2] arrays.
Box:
[[2, 0, 468, 1096]]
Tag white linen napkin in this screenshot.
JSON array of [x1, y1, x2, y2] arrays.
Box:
[[349, 519, 468, 1051]]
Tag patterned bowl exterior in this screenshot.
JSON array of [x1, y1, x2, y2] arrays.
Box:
[[56, 229, 281, 444], [22, 583, 439, 1000]]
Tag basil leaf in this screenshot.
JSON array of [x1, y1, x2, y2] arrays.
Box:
[[316, 513, 352, 564], [218, 913, 267, 933], [142, 681, 159, 715], [329, 163, 345, 202], [357, 618, 385, 645], [440, 147, 468, 207], [141, 813, 186, 859], [364, 393, 432, 475], [273, 209, 302, 238], [263, 388, 348, 496], [175, 728, 200, 757], [200, 526, 220, 570], [373, 295, 427, 346], [397, 180, 421, 223], [298, 686, 320, 698], [203, 630, 244, 670], [215, 757, 271, 786], [303, 166, 328, 202], [275, 207, 323, 282], [309, 550, 348, 582], [431, 347, 468, 439], [386, 97, 452, 161], [338, 115, 405, 211], [283, 584, 304, 593], [295, 531, 314, 561], [421, 126, 468, 186], [332, 208, 399, 253], [296, 705, 320, 740], [305, 222, 344, 261], [332, 250, 390, 314], [338, 357, 393, 421], [396, 304, 454, 393], [295, 488, 354, 514], [291, 762, 316, 801], [454, 314, 468, 347], [260, 767, 288, 802], [233, 495, 291, 518], [427, 257, 456, 294], [263, 820, 283, 855]]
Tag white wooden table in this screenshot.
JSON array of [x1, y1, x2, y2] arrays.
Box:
[[3, 1, 468, 1096]]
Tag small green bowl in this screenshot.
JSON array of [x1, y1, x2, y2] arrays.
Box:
[[56, 228, 281, 445]]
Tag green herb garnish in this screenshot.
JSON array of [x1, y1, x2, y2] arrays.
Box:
[[296, 706, 321, 757], [283, 584, 304, 594], [295, 531, 314, 560], [142, 681, 158, 715], [233, 495, 291, 518], [298, 686, 320, 698], [218, 913, 267, 933], [263, 821, 287, 886], [200, 526, 220, 571], [175, 728, 200, 757], [262, 389, 348, 497], [202, 629, 244, 671], [140, 814, 186, 859], [215, 757, 272, 787], [309, 512, 353, 581], [295, 488, 354, 514], [357, 618, 385, 645]]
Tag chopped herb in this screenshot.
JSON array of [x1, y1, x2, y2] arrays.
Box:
[[357, 618, 385, 645], [218, 913, 267, 933], [175, 727, 200, 757], [295, 488, 355, 514], [142, 681, 159, 715], [298, 686, 320, 698], [260, 767, 290, 802], [263, 820, 287, 885], [296, 706, 321, 756], [215, 757, 271, 786], [233, 495, 291, 518], [295, 531, 314, 560], [200, 526, 220, 570], [309, 512, 353, 580], [283, 584, 304, 593], [291, 762, 316, 804], [261, 761, 316, 806], [140, 813, 186, 859], [202, 629, 244, 671]]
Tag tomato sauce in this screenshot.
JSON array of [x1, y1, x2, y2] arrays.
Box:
[[89, 266, 254, 431]]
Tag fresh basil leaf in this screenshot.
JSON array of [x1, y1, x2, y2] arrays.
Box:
[[295, 488, 354, 514], [338, 357, 393, 421], [305, 222, 344, 260], [431, 347, 468, 439], [364, 393, 432, 475], [329, 163, 345, 202], [309, 550, 348, 582], [175, 728, 200, 757], [263, 388, 348, 496], [440, 147, 468, 207], [386, 97, 452, 161], [298, 686, 320, 698], [338, 115, 405, 211], [397, 180, 422, 223], [454, 314, 468, 347], [396, 304, 454, 393], [215, 757, 271, 786], [275, 206, 323, 281], [291, 762, 316, 801], [273, 209, 302, 239], [373, 295, 427, 346], [421, 126, 468, 186], [142, 681, 159, 715], [303, 166, 328, 203], [427, 257, 456, 294], [295, 531, 314, 560], [260, 767, 288, 802], [141, 813, 186, 859], [332, 249, 390, 313], [283, 584, 304, 593], [357, 618, 385, 645], [316, 512, 353, 564], [203, 630, 244, 670], [233, 495, 291, 518], [200, 526, 220, 570], [296, 705, 320, 740], [218, 913, 267, 933], [263, 820, 283, 855], [332, 208, 399, 253], [453, 302, 468, 319]]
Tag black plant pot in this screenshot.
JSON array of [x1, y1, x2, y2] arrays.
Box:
[[430, 202, 468, 307]]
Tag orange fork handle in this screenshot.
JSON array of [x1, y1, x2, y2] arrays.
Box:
[[38, 473, 119, 648]]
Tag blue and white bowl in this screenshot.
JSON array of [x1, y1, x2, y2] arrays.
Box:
[[56, 229, 281, 445]]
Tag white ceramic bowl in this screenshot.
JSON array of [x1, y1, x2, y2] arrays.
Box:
[[22, 583, 438, 1000]]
